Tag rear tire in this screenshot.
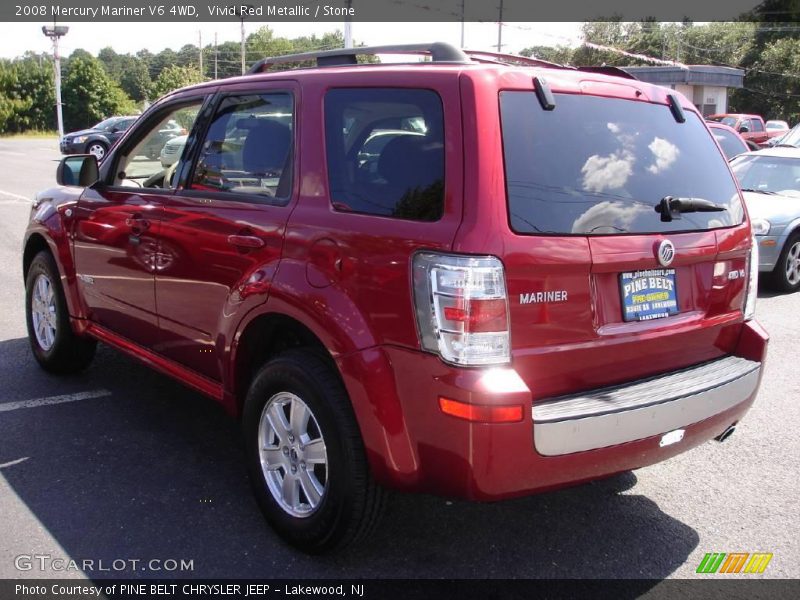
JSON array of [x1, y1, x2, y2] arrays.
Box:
[[25, 251, 96, 374], [242, 349, 385, 553], [768, 233, 800, 293]]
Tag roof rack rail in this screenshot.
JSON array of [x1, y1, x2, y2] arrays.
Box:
[[462, 49, 574, 71], [577, 66, 638, 80], [248, 42, 469, 74]]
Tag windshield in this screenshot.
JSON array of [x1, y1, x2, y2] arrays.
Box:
[[775, 124, 800, 147], [707, 116, 738, 127], [93, 117, 120, 131], [500, 92, 743, 235], [730, 154, 800, 197]]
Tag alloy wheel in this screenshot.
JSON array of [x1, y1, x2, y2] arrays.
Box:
[[258, 392, 328, 518], [786, 241, 800, 286], [31, 273, 57, 351], [87, 143, 105, 159]]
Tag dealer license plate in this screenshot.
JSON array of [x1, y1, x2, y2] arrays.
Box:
[[619, 269, 679, 322]]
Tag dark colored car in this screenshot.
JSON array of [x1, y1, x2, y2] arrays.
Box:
[[24, 43, 768, 553], [59, 116, 138, 160]]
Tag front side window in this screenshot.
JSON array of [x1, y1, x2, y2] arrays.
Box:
[[113, 102, 201, 189], [190, 92, 293, 203], [500, 92, 744, 235], [324, 88, 445, 221]]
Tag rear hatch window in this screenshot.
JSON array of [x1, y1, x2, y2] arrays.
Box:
[[500, 92, 743, 235]]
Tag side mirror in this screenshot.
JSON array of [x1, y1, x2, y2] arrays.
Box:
[[56, 155, 100, 187], [739, 125, 750, 133], [109, 126, 120, 133]]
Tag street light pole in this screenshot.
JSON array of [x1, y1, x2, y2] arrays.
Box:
[[42, 25, 68, 140], [344, 0, 353, 48]]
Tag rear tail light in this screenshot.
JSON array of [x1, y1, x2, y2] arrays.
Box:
[[744, 234, 759, 320], [412, 252, 510, 366]]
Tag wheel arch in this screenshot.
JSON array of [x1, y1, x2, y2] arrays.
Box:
[[229, 312, 335, 417]]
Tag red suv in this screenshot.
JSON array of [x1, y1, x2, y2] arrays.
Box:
[[23, 43, 768, 553]]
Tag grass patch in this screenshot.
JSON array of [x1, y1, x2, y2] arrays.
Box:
[[0, 130, 58, 139]]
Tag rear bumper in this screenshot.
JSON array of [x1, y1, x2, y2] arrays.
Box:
[[338, 320, 768, 500], [533, 356, 760, 456]]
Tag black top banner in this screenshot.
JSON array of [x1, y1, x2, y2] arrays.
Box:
[[1, 0, 778, 23]]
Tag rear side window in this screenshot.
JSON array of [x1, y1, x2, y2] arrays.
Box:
[[751, 119, 764, 132], [324, 88, 445, 221], [190, 92, 293, 203], [500, 92, 743, 235]]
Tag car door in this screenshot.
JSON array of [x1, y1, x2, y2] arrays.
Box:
[[72, 97, 208, 347], [153, 82, 298, 379]]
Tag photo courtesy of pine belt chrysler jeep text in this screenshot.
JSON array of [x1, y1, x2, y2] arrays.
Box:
[[22, 43, 769, 553]]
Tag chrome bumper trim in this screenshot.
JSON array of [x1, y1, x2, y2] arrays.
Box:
[[533, 356, 760, 456]]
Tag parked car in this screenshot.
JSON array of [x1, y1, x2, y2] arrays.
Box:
[[159, 134, 187, 167], [707, 121, 750, 159], [766, 119, 790, 132], [23, 43, 768, 553], [766, 122, 800, 148], [706, 113, 781, 147], [59, 115, 138, 160], [730, 146, 800, 292]]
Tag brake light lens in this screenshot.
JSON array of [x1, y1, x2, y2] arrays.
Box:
[[744, 233, 759, 320], [413, 253, 510, 366]]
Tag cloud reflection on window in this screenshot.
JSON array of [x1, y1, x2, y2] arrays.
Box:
[[581, 151, 634, 193], [571, 201, 650, 234], [647, 137, 679, 174]]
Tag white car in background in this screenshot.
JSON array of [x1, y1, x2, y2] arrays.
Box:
[[160, 134, 187, 167], [766, 119, 790, 133]]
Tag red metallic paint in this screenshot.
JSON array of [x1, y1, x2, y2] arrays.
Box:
[[24, 62, 769, 501]]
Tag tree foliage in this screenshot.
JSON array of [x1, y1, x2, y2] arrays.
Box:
[[151, 65, 205, 98], [62, 54, 136, 131]]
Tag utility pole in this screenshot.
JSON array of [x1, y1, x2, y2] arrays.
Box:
[[214, 32, 218, 79], [198, 31, 203, 77], [42, 24, 68, 140], [460, 0, 465, 48], [344, 0, 353, 48], [240, 16, 246, 74], [496, 0, 503, 53]]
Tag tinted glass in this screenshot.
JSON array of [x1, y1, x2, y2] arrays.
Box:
[[751, 119, 764, 132], [730, 154, 800, 197], [191, 93, 293, 203], [95, 117, 120, 131], [500, 92, 743, 235], [712, 128, 747, 160], [324, 88, 444, 221]]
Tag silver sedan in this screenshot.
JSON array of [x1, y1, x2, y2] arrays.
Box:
[[731, 147, 800, 292]]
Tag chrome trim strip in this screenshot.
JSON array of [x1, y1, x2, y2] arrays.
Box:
[[533, 357, 760, 456]]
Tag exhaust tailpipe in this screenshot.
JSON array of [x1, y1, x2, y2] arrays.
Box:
[[714, 424, 736, 443]]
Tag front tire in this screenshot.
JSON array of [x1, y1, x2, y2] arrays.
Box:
[[25, 251, 96, 374], [85, 141, 107, 160], [242, 349, 385, 553], [769, 233, 800, 293]]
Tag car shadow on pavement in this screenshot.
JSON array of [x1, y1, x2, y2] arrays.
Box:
[[0, 337, 698, 581]]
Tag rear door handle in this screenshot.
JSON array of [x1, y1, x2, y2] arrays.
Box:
[[227, 234, 265, 249]]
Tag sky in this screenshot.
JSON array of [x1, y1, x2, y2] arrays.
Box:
[[0, 21, 584, 60]]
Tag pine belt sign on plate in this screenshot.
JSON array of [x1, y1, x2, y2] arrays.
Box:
[[619, 269, 679, 322]]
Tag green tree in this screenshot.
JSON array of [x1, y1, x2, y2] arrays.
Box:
[[151, 64, 204, 97], [62, 55, 136, 131]]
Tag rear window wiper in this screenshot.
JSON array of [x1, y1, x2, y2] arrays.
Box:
[[740, 188, 778, 195], [655, 196, 727, 222]]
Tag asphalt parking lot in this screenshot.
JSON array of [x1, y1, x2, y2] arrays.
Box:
[[0, 137, 798, 581]]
